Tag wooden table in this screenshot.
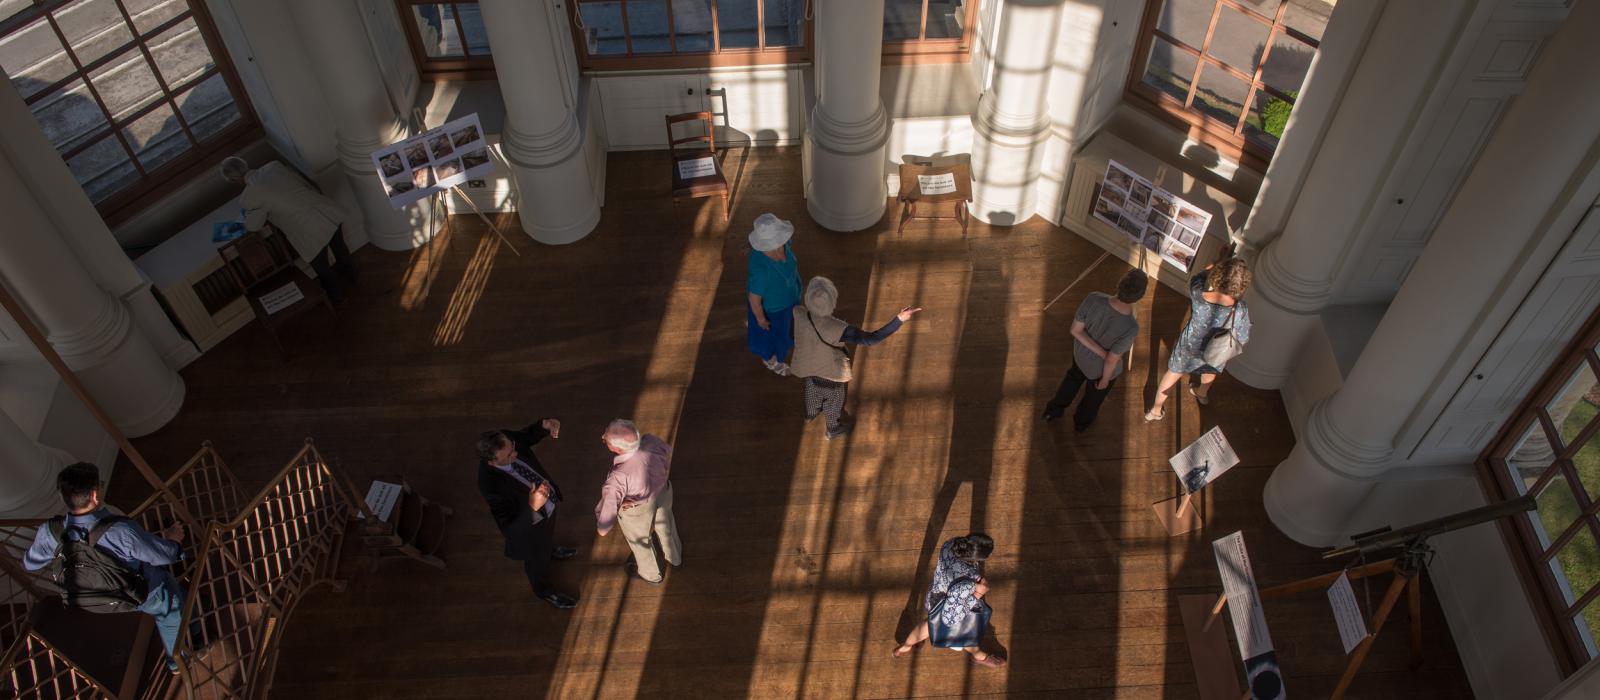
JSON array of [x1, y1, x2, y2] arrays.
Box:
[[896, 162, 973, 234]]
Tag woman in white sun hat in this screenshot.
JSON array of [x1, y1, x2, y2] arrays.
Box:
[[746, 213, 802, 375]]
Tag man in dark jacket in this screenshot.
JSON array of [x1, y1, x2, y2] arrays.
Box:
[[476, 418, 579, 609]]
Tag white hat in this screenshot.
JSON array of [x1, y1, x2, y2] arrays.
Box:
[[748, 213, 794, 252], [804, 276, 838, 317]]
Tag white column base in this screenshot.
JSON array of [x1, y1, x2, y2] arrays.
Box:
[[338, 135, 435, 252], [970, 97, 1051, 226], [804, 102, 889, 232], [1264, 398, 1395, 546], [123, 284, 200, 370], [1228, 238, 1336, 389], [53, 296, 185, 438], [501, 118, 601, 246]]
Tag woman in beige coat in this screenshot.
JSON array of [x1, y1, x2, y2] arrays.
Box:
[[789, 276, 921, 439]]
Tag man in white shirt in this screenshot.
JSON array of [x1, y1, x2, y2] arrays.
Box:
[[221, 157, 358, 302]]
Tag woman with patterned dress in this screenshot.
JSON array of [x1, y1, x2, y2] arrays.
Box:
[[746, 213, 803, 376], [892, 533, 1006, 668], [1145, 256, 1253, 420]]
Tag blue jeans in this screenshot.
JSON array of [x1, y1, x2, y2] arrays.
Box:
[[139, 567, 191, 670]]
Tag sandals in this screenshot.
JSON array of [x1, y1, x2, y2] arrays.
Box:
[[970, 652, 1007, 668], [1143, 408, 1164, 421], [892, 644, 915, 658]]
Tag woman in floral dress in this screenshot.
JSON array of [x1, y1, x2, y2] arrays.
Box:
[[892, 533, 1006, 668], [1146, 256, 1253, 420]]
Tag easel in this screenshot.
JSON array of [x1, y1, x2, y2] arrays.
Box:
[[1182, 554, 1424, 700], [410, 107, 519, 257], [1153, 486, 1204, 535], [1040, 165, 1169, 313]]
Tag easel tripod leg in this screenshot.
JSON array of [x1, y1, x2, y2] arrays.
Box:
[[1408, 573, 1423, 669], [448, 185, 520, 256], [1330, 572, 1412, 700]]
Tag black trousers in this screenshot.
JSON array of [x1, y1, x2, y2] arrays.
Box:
[[523, 558, 557, 598], [1046, 363, 1115, 429], [308, 226, 358, 301]]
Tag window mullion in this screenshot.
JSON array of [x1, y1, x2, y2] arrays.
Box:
[[1235, 0, 1287, 137], [111, 0, 199, 147], [41, 11, 148, 176], [918, 0, 928, 42], [755, 0, 765, 49], [1184, 1, 1224, 110], [665, 0, 678, 54], [710, 0, 720, 53], [619, 1, 635, 56]]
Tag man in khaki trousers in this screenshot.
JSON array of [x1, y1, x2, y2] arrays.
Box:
[[595, 419, 682, 583]]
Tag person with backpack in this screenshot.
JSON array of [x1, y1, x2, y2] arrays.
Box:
[[24, 462, 195, 674], [789, 276, 922, 440]]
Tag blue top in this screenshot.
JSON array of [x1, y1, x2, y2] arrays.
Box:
[[840, 317, 903, 346], [926, 538, 983, 626], [24, 508, 184, 595], [1168, 270, 1252, 374], [747, 244, 801, 313]]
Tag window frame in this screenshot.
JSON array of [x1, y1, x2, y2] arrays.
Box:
[[1126, 0, 1322, 172], [880, 0, 981, 64], [565, 0, 813, 72], [395, 1, 497, 81], [1481, 306, 1600, 675], [0, 0, 260, 226]]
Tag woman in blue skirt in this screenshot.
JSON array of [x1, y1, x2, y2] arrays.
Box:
[[746, 213, 801, 375]]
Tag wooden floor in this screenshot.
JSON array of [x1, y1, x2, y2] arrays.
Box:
[[114, 148, 1473, 698]]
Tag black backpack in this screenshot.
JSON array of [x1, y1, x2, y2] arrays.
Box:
[[44, 515, 148, 613]]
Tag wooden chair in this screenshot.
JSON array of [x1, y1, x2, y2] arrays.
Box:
[[665, 111, 729, 221], [897, 161, 974, 235], [218, 226, 332, 356]]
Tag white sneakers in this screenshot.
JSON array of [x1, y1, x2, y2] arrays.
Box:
[[762, 358, 790, 376]]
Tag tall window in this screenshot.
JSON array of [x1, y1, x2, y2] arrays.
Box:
[[882, 0, 977, 61], [1485, 309, 1600, 669], [1129, 0, 1333, 166], [570, 0, 809, 70], [398, 1, 493, 79], [0, 0, 256, 223]]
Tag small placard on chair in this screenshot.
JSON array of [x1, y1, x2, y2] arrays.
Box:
[[259, 282, 305, 315], [677, 156, 717, 179], [917, 172, 957, 196]]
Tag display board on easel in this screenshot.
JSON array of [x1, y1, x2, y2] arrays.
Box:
[[371, 112, 519, 256], [1152, 426, 1240, 535], [1093, 159, 1211, 273]]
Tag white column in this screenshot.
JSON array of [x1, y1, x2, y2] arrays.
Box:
[[1263, 0, 1600, 546], [0, 407, 68, 518], [804, 0, 889, 232], [0, 151, 184, 439], [970, 0, 1062, 226], [0, 77, 198, 370], [286, 0, 430, 251], [1228, 1, 1466, 390], [478, 0, 601, 245]]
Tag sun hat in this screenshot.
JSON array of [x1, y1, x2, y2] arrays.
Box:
[[748, 213, 794, 252]]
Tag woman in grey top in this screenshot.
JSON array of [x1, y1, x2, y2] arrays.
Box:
[[1146, 257, 1252, 420]]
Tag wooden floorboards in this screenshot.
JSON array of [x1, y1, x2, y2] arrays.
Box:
[[113, 147, 1473, 698]]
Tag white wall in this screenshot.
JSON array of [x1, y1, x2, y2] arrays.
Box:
[[592, 67, 807, 150]]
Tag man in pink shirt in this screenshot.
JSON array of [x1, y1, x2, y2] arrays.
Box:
[[595, 419, 683, 584]]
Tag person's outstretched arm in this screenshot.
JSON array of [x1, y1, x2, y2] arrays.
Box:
[[840, 307, 922, 346]]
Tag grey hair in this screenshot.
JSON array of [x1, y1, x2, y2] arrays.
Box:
[[605, 419, 641, 452], [220, 156, 250, 183]]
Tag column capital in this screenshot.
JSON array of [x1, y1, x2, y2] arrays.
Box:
[[500, 113, 586, 169]]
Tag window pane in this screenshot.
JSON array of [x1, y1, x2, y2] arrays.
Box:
[[65, 135, 138, 202], [762, 0, 803, 48], [1537, 476, 1584, 550], [671, 0, 713, 53], [924, 0, 963, 40], [176, 72, 239, 141], [54, 0, 136, 65], [1142, 36, 1197, 104], [124, 0, 188, 36], [1, 19, 75, 101], [1551, 361, 1599, 449], [578, 2, 627, 55], [884, 0, 922, 41], [32, 78, 107, 152], [718, 0, 757, 49], [626, 0, 671, 54], [89, 50, 161, 121], [1244, 88, 1287, 150], [1508, 421, 1559, 495], [1573, 401, 1600, 502], [1235, 0, 1282, 19], [149, 18, 214, 87], [1552, 525, 1600, 605], [1284, 0, 1335, 43], [1262, 31, 1314, 95], [411, 4, 463, 58], [0, 0, 32, 24], [1578, 594, 1600, 659], [121, 100, 187, 170], [1192, 62, 1248, 129], [1208, 6, 1269, 73], [1157, 0, 1215, 49], [456, 4, 490, 56]]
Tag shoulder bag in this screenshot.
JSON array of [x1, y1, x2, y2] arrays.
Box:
[[927, 577, 993, 649], [1202, 304, 1245, 368]]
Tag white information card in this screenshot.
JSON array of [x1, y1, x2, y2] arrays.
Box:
[[1327, 572, 1369, 654], [364, 480, 402, 522], [677, 156, 717, 179], [1169, 425, 1241, 494], [1213, 531, 1275, 660], [917, 172, 957, 196], [259, 282, 305, 316]]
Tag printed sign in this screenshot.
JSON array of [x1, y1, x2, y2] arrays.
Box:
[[1169, 425, 1241, 494], [259, 282, 304, 316], [371, 113, 493, 209], [1092, 159, 1214, 272], [677, 156, 718, 180], [1328, 572, 1369, 654], [917, 172, 958, 196], [1213, 531, 1274, 660], [364, 481, 403, 521]]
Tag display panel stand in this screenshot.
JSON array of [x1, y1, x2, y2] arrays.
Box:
[[1153, 490, 1203, 535], [447, 184, 520, 256], [1178, 593, 1244, 700]]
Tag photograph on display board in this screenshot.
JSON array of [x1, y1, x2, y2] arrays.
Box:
[[1099, 185, 1126, 209], [1144, 208, 1175, 235], [1176, 206, 1209, 232], [1116, 211, 1144, 239], [377, 151, 404, 178], [1093, 195, 1123, 226], [460, 148, 490, 171], [403, 142, 429, 167], [1140, 230, 1163, 252], [1160, 238, 1194, 271], [411, 166, 434, 189], [1104, 161, 1134, 193], [1128, 180, 1153, 209], [433, 158, 464, 186], [451, 125, 481, 148], [429, 133, 454, 160], [384, 179, 415, 196], [1174, 225, 1202, 250], [1149, 190, 1176, 218]]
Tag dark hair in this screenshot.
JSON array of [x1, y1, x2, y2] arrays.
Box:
[[950, 533, 995, 564], [1209, 257, 1252, 297], [58, 462, 101, 511], [475, 431, 509, 461], [1115, 269, 1149, 304]]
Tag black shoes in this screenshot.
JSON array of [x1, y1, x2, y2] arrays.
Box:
[[539, 591, 577, 609], [625, 561, 663, 585], [1040, 408, 1061, 423], [551, 546, 577, 560]]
